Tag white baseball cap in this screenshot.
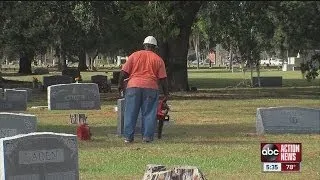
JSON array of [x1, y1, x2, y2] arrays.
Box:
[[143, 36, 157, 46]]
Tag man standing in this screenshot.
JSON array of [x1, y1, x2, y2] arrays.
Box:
[[118, 36, 169, 143]]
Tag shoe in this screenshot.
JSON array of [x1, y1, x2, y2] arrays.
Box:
[[124, 138, 133, 143], [142, 137, 152, 143]]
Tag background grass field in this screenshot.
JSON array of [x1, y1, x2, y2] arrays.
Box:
[[2, 69, 320, 180]]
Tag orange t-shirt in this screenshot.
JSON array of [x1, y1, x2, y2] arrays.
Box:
[[121, 50, 167, 89]]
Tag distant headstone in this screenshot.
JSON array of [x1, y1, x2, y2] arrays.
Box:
[[91, 75, 111, 92], [13, 88, 32, 101], [111, 71, 121, 84], [0, 132, 79, 180], [0, 89, 27, 111], [62, 68, 80, 82], [91, 75, 108, 83], [117, 98, 158, 136], [48, 83, 101, 110], [256, 107, 320, 135], [252, 76, 282, 87], [43, 75, 73, 90], [34, 67, 49, 75], [0, 113, 37, 138]]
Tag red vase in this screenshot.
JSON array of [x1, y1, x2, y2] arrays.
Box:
[[77, 123, 91, 140]]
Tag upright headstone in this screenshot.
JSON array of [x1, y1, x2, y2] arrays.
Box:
[[111, 71, 120, 84], [91, 75, 111, 92], [91, 75, 108, 83], [117, 98, 158, 136], [62, 68, 80, 82], [43, 75, 73, 90], [0, 89, 27, 111], [0, 113, 37, 138], [48, 83, 101, 110], [0, 132, 79, 180], [256, 107, 320, 135], [252, 76, 282, 87], [34, 67, 49, 75], [13, 88, 32, 101]]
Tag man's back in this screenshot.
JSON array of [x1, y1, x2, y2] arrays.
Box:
[[122, 50, 167, 89]]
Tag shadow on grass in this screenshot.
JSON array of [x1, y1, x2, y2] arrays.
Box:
[[37, 122, 256, 148], [165, 123, 255, 138], [188, 70, 236, 74], [173, 86, 320, 100], [189, 78, 320, 89]]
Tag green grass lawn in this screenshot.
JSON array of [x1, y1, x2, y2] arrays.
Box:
[[2, 69, 320, 179]]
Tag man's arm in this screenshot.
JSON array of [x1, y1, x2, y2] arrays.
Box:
[[159, 77, 169, 98], [118, 70, 129, 92], [118, 54, 133, 93]]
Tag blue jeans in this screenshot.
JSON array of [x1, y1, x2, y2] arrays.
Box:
[[124, 87, 159, 141]]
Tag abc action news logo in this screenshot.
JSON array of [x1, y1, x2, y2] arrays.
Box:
[[261, 143, 302, 162]]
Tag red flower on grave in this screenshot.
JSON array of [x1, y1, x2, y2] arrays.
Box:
[[75, 75, 82, 82], [32, 77, 39, 83]]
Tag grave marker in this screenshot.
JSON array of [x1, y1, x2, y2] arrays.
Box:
[[256, 107, 320, 135], [0, 132, 79, 180], [117, 98, 158, 136], [252, 76, 282, 87], [0, 113, 37, 138], [13, 88, 32, 101], [0, 89, 27, 112], [91, 75, 111, 92], [43, 75, 73, 90], [62, 68, 80, 82], [48, 83, 101, 110]]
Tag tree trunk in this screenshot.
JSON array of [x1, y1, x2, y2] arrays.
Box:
[[158, 2, 202, 92], [44, 53, 47, 66], [78, 48, 88, 71], [192, 33, 200, 69], [229, 45, 233, 72], [256, 63, 261, 87], [18, 52, 33, 74], [159, 28, 191, 92], [57, 42, 67, 71], [91, 51, 98, 71], [59, 49, 67, 71], [250, 64, 254, 87]]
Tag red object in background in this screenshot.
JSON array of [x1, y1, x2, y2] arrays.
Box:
[[77, 123, 92, 140], [208, 49, 216, 64]]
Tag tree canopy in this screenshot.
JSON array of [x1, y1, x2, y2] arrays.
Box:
[[0, 1, 319, 87]]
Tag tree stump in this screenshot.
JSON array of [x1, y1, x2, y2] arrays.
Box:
[[142, 164, 206, 180]]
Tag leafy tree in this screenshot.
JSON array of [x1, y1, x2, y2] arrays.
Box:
[[145, 1, 204, 91], [1, 1, 51, 74], [267, 1, 320, 80], [114, 1, 204, 91], [190, 12, 212, 68]]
